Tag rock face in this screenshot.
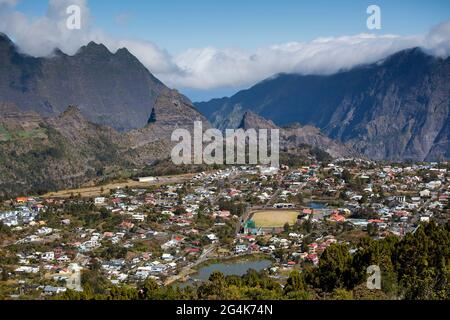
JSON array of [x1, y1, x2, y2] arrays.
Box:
[[0, 33, 166, 131], [127, 88, 212, 161], [239, 111, 278, 130], [0, 33, 215, 196], [0, 97, 210, 197], [196, 48, 450, 161], [0, 104, 130, 197], [239, 111, 357, 158]]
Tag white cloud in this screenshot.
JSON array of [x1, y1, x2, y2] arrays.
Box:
[[424, 21, 450, 58], [167, 34, 424, 90], [0, 0, 180, 75], [0, 1, 450, 91]]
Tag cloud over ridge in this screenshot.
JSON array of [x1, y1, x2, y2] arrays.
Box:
[[1, 0, 450, 91]]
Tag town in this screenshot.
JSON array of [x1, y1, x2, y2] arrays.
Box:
[[0, 158, 449, 299]]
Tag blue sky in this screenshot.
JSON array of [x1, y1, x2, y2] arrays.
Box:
[[5, 0, 450, 101], [15, 0, 450, 53]]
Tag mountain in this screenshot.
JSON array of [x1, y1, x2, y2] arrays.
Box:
[[196, 48, 450, 161], [0, 103, 131, 197], [239, 111, 278, 130], [126, 88, 211, 160], [0, 88, 211, 197], [0, 33, 167, 131], [0, 32, 218, 197], [239, 111, 357, 159]]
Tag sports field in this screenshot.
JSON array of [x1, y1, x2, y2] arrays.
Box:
[[252, 210, 299, 228]]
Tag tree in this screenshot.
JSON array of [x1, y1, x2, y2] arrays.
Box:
[[317, 244, 353, 292], [284, 270, 306, 295], [331, 288, 353, 300], [99, 207, 111, 219], [1, 268, 8, 281], [197, 271, 227, 299], [141, 278, 160, 300], [342, 169, 352, 183], [81, 268, 109, 295], [367, 223, 378, 237]]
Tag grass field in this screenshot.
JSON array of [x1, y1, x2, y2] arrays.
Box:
[[252, 210, 299, 228]]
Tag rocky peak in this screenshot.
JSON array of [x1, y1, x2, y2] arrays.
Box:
[[61, 105, 83, 115], [57, 106, 88, 124], [239, 111, 278, 130], [0, 33, 15, 55], [150, 89, 211, 128], [0, 32, 13, 44], [115, 47, 134, 58], [76, 41, 112, 56], [0, 33, 168, 131], [51, 48, 68, 57]]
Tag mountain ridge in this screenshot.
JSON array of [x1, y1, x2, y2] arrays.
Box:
[[238, 111, 358, 159], [196, 47, 450, 161], [0, 33, 190, 132]]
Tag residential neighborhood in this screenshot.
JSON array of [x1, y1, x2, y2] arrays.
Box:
[[0, 159, 449, 299]]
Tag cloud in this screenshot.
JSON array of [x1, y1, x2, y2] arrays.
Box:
[[424, 21, 450, 57], [0, 0, 179, 75], [167, 34, 424, 90], [0, 0, 18, 6], [0, 0, 101, 56], [1, 1, 450, 91]]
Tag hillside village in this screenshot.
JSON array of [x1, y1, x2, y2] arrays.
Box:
[[0, 159, 449, 299]]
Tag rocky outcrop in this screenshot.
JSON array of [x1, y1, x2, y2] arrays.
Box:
[[0, 97, 211, 197], [238, 111, 357, 158]]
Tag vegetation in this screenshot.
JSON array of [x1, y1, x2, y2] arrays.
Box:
[[57, 222, 450, 300]]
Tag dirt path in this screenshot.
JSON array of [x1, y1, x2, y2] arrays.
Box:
[[43, 173, 195, 198]]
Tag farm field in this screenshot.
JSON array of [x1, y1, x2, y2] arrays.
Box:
[[252, 210, 300, 228], [43, 173, 195, 198]]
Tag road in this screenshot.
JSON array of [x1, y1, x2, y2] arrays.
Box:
[[164, 244, 217, 286], [43, 173, 195, 198]]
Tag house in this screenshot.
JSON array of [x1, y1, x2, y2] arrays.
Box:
[[119, 221, 135, 230], [15, 266, 39, 274], [41, 252, 55, 261], [135, 177, 157, 183], [273, 203, 295, 209], [235, 245, 248, 254], [16, 197, 28, 204], [307, 254, 319, 265], [330, 213, 346, 223], [43, 286, 67, 295], [206, 234, 218, 242], [94, 197, 106, 205], [308, 243, 318, 253], [162, 253, 174, 261]]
